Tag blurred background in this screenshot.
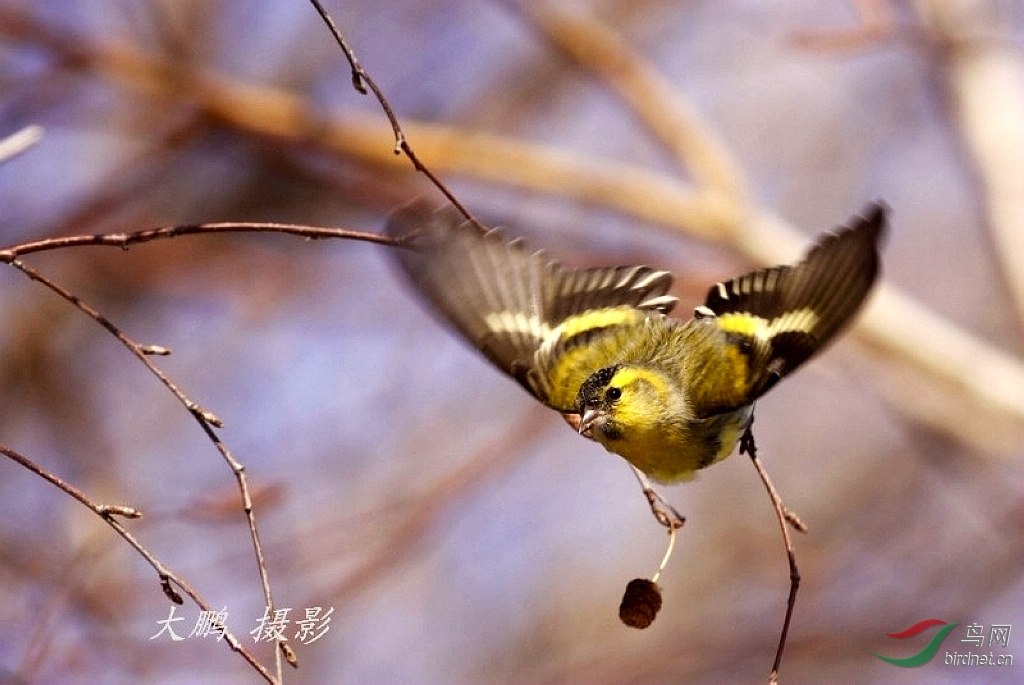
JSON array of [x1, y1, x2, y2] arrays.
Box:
[[1, 0, 1021, 683]]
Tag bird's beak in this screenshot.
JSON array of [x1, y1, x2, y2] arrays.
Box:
[[578, 408, 600, 437]]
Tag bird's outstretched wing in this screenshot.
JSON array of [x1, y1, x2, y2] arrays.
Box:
[[698, 202, 887, 409], [386, 201, 678, 404]]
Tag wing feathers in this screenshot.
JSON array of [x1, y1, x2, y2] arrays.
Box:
[[386, 201, 677, 402], [703, 201, 886, 400]]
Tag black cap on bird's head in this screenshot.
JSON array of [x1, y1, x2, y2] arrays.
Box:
[[576, 364, 625, 439]]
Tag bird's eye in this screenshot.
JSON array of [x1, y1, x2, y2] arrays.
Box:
[[607, 387, 622, 401]]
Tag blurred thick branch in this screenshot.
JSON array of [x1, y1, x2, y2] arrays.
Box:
[[0, 124, 43, 163], [917, 0, 1024, 318]]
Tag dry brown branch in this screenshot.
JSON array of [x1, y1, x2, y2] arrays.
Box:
[[306, 0, 477, 225], [0, 221, 397, 260], [0, 218, 400, 679], [1, 256, 292, 681], [0, 443, 276, 683]]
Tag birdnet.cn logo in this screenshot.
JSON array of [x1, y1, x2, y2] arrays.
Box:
[[872, 619, 1013, 668]]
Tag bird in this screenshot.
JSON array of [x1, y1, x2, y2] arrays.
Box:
[[386, 200, 885, 489]]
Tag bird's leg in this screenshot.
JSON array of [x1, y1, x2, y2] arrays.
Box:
[[629, 465, 685, 530], [740, 417, 807, 533]]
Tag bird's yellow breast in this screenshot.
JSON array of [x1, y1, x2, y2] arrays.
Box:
[[596, 406, 751, 484]]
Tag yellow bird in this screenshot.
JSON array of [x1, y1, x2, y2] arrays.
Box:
[[387, 202, 884, 487]]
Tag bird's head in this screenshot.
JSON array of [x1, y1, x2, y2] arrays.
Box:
[[575, 364, 671, 446]]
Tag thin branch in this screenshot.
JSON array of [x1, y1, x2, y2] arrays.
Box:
[[0, 443, 275, 684], [0, 220, 398, 675], [306, 0, 478, 224], [2, 257, 289, 681], [7, 256, 217, 427], [0, 221, 397, 260], [740, 424, 804, 685]]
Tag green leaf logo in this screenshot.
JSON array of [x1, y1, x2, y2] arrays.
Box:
[[872, 619, 959, 668]]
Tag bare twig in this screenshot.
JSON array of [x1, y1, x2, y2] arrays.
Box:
[[739, 423, 804, 685], [306, 0, 478, 225], [0, 443, 275, 683], [0, 221, 397, 260], [0, 221, 398, 680], [2, 257, 290, 681]]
